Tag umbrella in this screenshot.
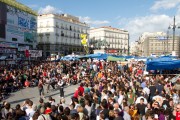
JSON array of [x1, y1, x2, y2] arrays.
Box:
[[135, 96, 148, 104]]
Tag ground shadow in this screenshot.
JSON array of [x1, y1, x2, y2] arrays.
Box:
[[46, 92, 74, 98], [9, 97, 35, 104]]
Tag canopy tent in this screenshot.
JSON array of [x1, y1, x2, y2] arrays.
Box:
[[60, 55, 80, 61], [147, 56, 174, 62], [95, 54, 108, 60], [79, 53, 108, 60], [146, 60, 180, 70], [107, 56, 126, 61]]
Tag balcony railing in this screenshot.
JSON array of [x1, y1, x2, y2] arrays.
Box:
[[55, 33, 59, 36], [45, 33, 50, 36], [38, 33, 44, 36]]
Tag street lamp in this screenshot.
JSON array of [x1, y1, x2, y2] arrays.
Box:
[[168, 16, 180, 54]]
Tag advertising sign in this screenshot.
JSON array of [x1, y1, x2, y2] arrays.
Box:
[[0, 48, 16, 54], [0, 2, 6, 39], [18, 46, 29, 51], [29, 50, 42, 57], [0, 42, 18, 48], [6, 5, 37, 43]]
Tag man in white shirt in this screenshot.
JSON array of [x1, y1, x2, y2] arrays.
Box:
[[123, 106, 131, 120], [93, 63, 97, 72], [118, 91, 124, 105], [101, 90, 108, 101], [25, 100, 35, 119]]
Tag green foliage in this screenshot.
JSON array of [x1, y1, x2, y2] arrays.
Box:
[[0, 0, 37, 16]]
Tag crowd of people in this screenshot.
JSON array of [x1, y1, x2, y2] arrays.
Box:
[[0, 59, 180, 120]]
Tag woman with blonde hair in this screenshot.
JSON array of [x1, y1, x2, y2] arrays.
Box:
[[77, 106, 88, 120], [109, 110, 115, 120]]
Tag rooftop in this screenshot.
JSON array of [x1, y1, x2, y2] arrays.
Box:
[[38, 14, 89, 26], [91, 26, 128, 32], [0, 0, 37, 15]]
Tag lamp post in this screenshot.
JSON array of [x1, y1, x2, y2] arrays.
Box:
[[168, 16, 180, 51], [168, 16, 180, 56]]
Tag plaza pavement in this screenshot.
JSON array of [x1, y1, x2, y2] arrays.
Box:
[[3, 84, 79, 108]]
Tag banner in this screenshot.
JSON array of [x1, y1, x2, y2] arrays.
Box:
[[0, 42, 18, 48], [29, 50, 42, 57], [0, 48, 16, 54], [18, 46, 29, 51]]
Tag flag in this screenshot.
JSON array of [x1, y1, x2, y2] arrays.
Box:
[[25, 50, 30, 57]]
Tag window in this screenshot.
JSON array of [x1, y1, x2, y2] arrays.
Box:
[[70, 26, 72, 31], [40, 36, 43, 43], [61, 31, 64, 36], [56, 22, 59, 28], [12, 38, 17, 41], [47, 21, 50, 27], [61, 23, 64, 29], [47, 36, 49, 42], [40, 22, 43, 27]]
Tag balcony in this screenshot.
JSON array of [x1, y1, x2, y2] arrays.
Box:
[[45, 32, 50, 36], [56, 25, 59, 28], [61, 26, 64, 29], [55, 33, 59, 36], [38, 33, 44, 36]]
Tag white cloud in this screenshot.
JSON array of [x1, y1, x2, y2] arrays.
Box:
[[79, 16, 110, 26], [122, 14, 174, 42], [150, 0, 180, 11], [38, 5, 63, 14]]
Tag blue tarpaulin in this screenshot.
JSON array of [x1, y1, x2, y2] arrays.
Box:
[[146, 56, 180, 70], [80, 53, 108, 60]]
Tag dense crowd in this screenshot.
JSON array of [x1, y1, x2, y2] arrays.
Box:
[[0, 59, 180, 120]]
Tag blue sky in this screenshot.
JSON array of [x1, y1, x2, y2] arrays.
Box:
[[17, 0, 180, 42]]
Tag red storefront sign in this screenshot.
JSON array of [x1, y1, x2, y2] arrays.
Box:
[[107, 50, 117, 53]]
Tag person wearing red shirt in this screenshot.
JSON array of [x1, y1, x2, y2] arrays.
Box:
[[74, 89, 79, 98], [78, 83, 84, 96], [176, 104, 180, 120]]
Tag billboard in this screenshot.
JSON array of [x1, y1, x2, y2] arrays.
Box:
[[6, 5, 37, 44], [0, 2, 7, 39], [29, 50, 42, 57]]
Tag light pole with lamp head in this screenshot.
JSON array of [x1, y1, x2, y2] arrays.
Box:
[[168, 16, 180, 55]]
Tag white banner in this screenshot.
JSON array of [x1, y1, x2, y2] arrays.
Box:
[[18, 46, 29, 51], [29, 50, 42, 57]]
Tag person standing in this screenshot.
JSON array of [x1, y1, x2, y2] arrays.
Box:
[[58, 79, 64, 98], [176, 104, 180, 120], [136, 98, 146, 120], [38, 79, 44, 98]]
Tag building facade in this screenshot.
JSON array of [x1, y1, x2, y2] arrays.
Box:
[[136, 32, 180, 57], [130, 42, 138, 55], [89, 26, 129, 55], [0, 0, 37, 58], [37, 14, 89, 57]]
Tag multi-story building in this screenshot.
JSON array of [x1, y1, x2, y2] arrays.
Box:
[[37, 14, 89, 57], [89, 26, 129, 55], [0, 0, 37, 58], [130, 42, 139, 55], [136, 32, 180, 57]]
